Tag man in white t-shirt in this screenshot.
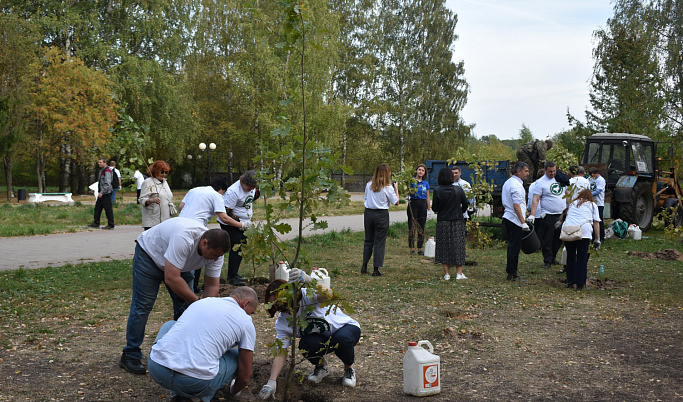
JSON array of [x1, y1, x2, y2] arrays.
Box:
[[526, 169, 545, 219], [179, 178, 243, 293], [529, 161, 566, 269], [219, 171, 260, 286], [119, 218, 231, 376], [149, 287, 258, 401], [589, 167, 607, 241], [133, 168, 145, 204], [502, 161, 530, 281], [452, 166, 475, 219]]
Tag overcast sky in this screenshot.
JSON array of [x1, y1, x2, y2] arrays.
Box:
[[445, 0, 615, 140]]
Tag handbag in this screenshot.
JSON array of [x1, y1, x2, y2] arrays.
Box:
[[560, 225, 582, 241]]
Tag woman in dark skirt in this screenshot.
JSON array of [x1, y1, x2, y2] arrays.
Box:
[[431, 167, 469, 281]]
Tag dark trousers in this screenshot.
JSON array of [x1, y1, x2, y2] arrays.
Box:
[[407, 199, 428, 249], [220, 223, 246, 280], [503, 218, 523, 277], [93, 194, 114, 226], [565, 239, 590, 287], [538, 213, 562, 264], [597, 206, 605, 241], [363, 208, 390, 268], [299, 324, 361, 367], [136, 189, 141, 204]]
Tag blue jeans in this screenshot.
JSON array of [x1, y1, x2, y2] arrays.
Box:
[[298, 324, 361, 366], [123, 244, 194, 360], [111, 188, 117, 204], [148, 321, 239, 402]]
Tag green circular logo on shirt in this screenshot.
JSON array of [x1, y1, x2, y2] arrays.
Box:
[[550, 183, 563, 196], [590, 181, 597, 191]]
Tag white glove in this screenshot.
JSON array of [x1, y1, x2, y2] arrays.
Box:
[[288, 268, 312, 283], [240, 220, 251, 231], [526, 215, 535, 224], [259, 379, 277, 399], [521, 223, 530, 232], [230, 378, 242, 397]]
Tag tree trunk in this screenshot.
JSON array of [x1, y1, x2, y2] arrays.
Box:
[[341, 127, 347, 189], [59, 142, 71, 192], [3, 155, 13, 201]]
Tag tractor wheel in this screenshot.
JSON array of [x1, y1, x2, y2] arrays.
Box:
[[672, 205, 683, 228], [620, 182, 654, 232]]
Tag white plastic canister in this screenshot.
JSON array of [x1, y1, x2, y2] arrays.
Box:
[[310, 267, 331, 288], [631, 226, 642, 240], [275, 262, 290, 282], [424, 237, 436, 258], [403, 340, 441, 396]]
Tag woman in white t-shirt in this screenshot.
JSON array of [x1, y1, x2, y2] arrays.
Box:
[[362, 164, 399, 276], [562, 189, 601, 290]]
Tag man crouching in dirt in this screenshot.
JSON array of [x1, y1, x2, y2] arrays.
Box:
[[259, 271, 361, 399], [148, 287, 258, 402], [119, 218, 230, 375]]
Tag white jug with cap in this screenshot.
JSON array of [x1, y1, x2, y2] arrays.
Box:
[[403, 340, 440, 396], [310, 267, 331, 288], [275, 261, 290, 282], [424, 237, 436, 258]]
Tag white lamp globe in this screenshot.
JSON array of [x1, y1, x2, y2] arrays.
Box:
[[209, 142, 216, 150], [199, 143, 207, 151]]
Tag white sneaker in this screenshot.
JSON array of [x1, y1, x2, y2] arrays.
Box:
[[443, 274, 451, 281], [307, 365, 329, 383], [456, 273, 468, 280], [342, 367, 356, 387]]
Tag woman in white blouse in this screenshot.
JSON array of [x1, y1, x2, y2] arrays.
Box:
[[562, 189, 601, 290], [139, 160, 174, 230], [361, 164, 399, 276]]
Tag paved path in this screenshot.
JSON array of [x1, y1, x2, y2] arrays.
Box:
[[0, 211, 409, 271]]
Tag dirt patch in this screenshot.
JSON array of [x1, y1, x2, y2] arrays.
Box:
[[627, 249, 683, 261], [545, 277, 621, 290]]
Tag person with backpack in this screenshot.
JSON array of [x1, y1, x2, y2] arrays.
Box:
[[88, 156, 115, 230]]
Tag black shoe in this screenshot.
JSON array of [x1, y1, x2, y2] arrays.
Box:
[[507, 275, 514, 281], [102, 225, 115, 230], [229, 277, 246, 286], [417, 251, 424, 256], [87, 223, 100, 228], [118, 353, 146, 375], [410, 250, 415, 254], [360, 266, 368, 274], [566, 283, 574, 289], [552, 259, 562, 265], [542, 263, 551, 269], [170, 396, 193, 402], [371, 269, 383, 277], [557, 268, 565, 274], [511, 276, 526, 282]]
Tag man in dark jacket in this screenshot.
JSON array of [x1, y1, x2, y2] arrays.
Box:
[[88, 157, 115, 229], [516, 139, 553, 184]]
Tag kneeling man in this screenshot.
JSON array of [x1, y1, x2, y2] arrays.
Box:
[[149, 287, 258, 401]]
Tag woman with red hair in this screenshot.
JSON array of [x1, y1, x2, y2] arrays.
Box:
[[139, 160, 174, 230]]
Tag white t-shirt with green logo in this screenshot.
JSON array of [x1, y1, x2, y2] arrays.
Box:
[[532, 175, 565, 215], [219, 180, 255, 224]]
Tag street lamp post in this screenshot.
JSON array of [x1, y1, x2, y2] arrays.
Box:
[[199, 142, 216, 183]]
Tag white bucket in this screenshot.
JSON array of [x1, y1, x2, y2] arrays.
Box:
[[310, 267, 330, 288], [403, 340, 440, 396], [275, 262, 290, 282], [424, 237, 436, 258]]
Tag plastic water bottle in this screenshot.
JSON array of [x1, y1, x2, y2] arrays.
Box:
[[310, 267, 331, 288], [600, 265, 604, 274], [275, 261, 290, 282], [424, 237, 436, 258], [403, 340, 440, 396]]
